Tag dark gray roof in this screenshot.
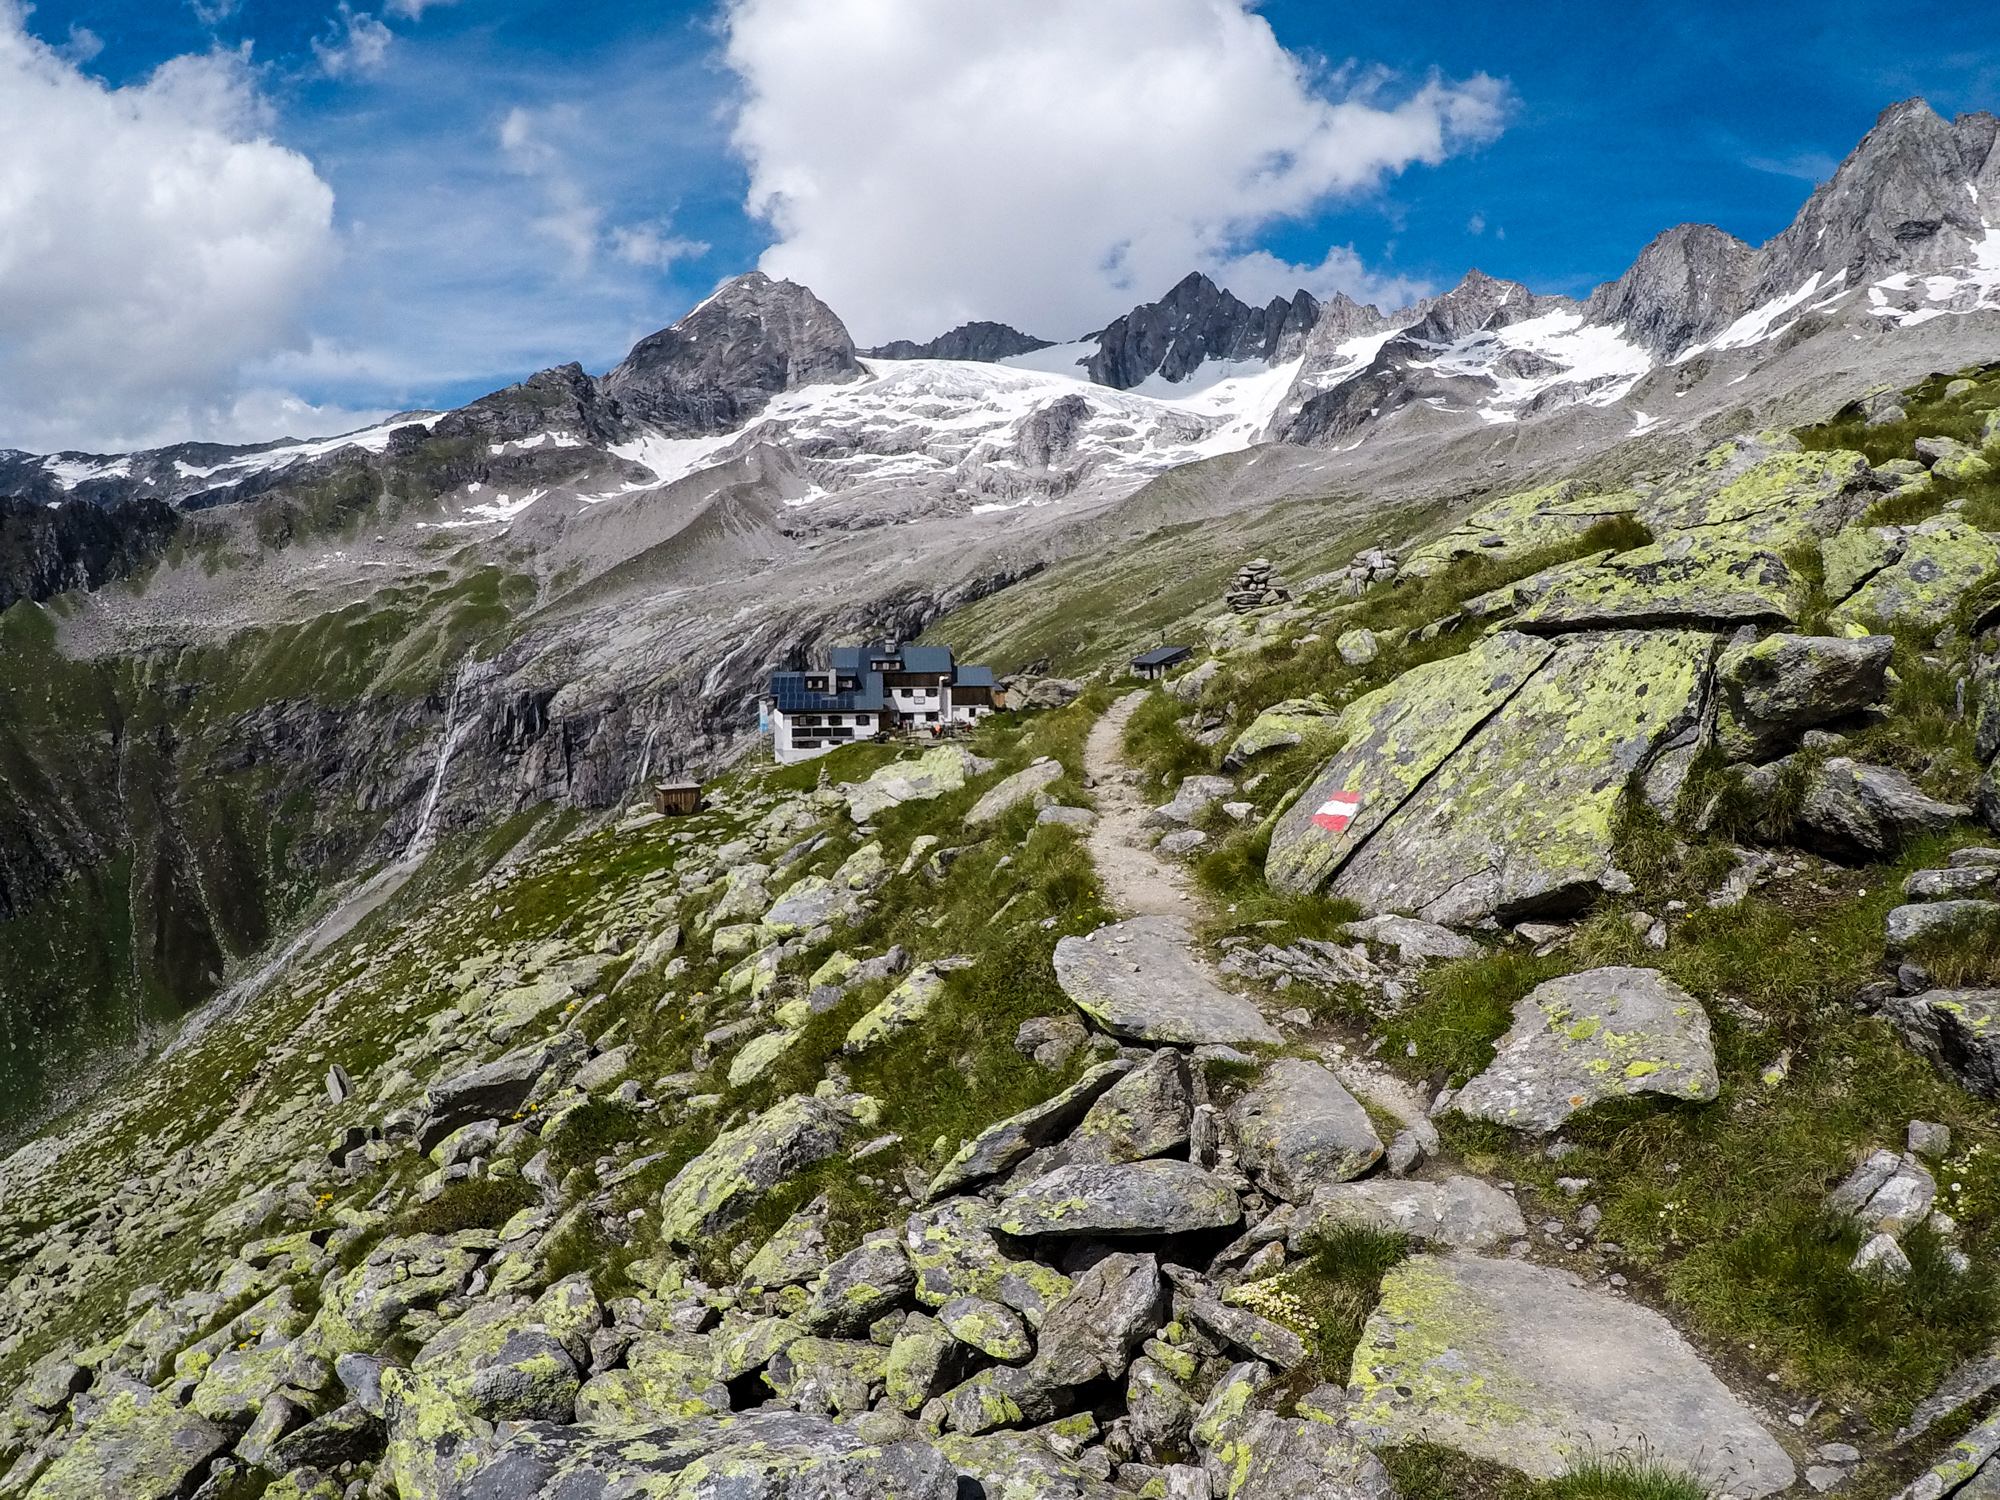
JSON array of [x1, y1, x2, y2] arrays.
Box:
[[1132, 645, 1193, 667], [953, 664, 997, 689]]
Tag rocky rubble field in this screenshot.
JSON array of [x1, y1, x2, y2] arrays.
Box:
[[17, 369, 2000, 1499]]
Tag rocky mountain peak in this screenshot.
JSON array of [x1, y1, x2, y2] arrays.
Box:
[[862, 321, 1055, 363], [1584, 222, 1757, 358], [1401, 268, 1552, 343], [1751, 97, 2000, 304], [1084, 273, 1322, 389], [597, 271, 863, 436]]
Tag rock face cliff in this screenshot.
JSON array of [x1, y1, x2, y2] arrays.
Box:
[[1083, 274, 1321, 389], [597, 272, 863, 435], [865, 322, 1055, 362]]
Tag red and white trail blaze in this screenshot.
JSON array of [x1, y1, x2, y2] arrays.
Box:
[[1312, 792, 1361, 833]]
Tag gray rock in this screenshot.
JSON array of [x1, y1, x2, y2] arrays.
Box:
[[1905, 866, 2000, 899], [1886, 903, 2000, 954], [266, 1401, 383, 1473], [937, 1297, 1033, 1362], [1126, 1358, 1195, 1452], [1911, 1119, 1952, 1158], [420, 1042, 569, 1151], [1349, 1254, 1794, 1497], [1344, 914, 1480, 962], [901, 1199, 1075, 1327], [1900, 1352, 2000, 1443], [463, 1406, 960, 1499], [882, 1314, 967, 1413], [803, 1235, 916, 1337], [233, 1391, 307, 1469], [1065, 1050, 1192, 1165], [1883, 989, 2000, 1097], [1146, 775, 1235, 829], [1157, 829, 1210, 858], [1781, 757, 1969, 860], [1027, 1252, 1163, 1388], [966, 760, 1066, 824], [1289, 1175, 1526, 1250], [1322, 632, 1713, 925], [926, 1061, 1132, 1198], [1453, 967, 1719, 1134], [1192, 1360, 1271, 1451], [739, 1200, 832, 1289], [1037, 805, 1099, 829], [463, 1328, 581, 1422], [1827, 1149, 1936, 1232], [935, 1429, 1117, 1500], [1199, 1408, 1395, 1500], [1228, 1058, 1384, 1200], [1054, 917, 1279, 1046], [658, 1092, 853, 1243], [1185, 1297, 1308, 1370], [1337, 628, 1380, 666], [1853, 1232, 1913, 1279], [763, 1337, 885, 1416], [1015, 1015, 1089, 1071], [1715, 633, 1895, 760], [25, 1373, 232, 1500], [998, 1161, 1241, 1237]]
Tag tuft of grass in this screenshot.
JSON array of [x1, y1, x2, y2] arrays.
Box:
[[543, 1098, 643, 1174], [1384, 948, 1564, 1085], [1903, 905, 2000, 988], [1380, 1448, 1708, 1500], [1577, 513, 1655, 555], [1292, 1224, 1411, 1378], [1537, 1457, 1711, 1500], [395, 1176, 538, 1238]]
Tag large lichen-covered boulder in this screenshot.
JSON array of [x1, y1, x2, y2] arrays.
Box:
[[1822, 524, 1906, 600], [936, 1429, 1120, 1500], [1064, 1049, 1192, 1166], [1452, 968, 1718, 1133], [997, 1161, 1241, 1237], [739, 1201, 832, 1290], [1223, 696, 1340, 769], [657, 1092, 853, 1244], [763, 1337, 887, 1416], [801, 1234, 915, 1337], [1287, 1175, 1526, 1251], [841, 746, 980, 822], [1328, 631, 1711, 925], [1226, 1059, 1383, 1201], [1267, 632, 1557, 897], [22, 1375, 231, 1500], [759, 874, 859, 938], [1883, 989, 2000, 1099], [882, 1314, 967, 1412], [902, 1199, 1074, 1326], [1508, 538, 1800, 633], [1348, 1254, 1795, 1497], [575, 1335, 730, 1422], [1053, 916, 1279, 1045], [1402, 480, 1639, 576], [1830, 516, 2000, 629], [964, 759, 1065, 824], [461, 1408, 961, 1499], [1637, 439, 1876, 549], [1715, 632, 1894, 760], [1887, 899, 2000, 953], [925, 1060, 1132, 1198]]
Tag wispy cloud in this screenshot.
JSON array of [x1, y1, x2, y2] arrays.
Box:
[[1744, 149, 1838, 182], [314, 5, 393, 78]]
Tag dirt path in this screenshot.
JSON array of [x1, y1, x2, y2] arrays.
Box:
[[1084, 690, 1197, 917]]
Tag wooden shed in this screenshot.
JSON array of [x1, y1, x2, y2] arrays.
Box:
[[1131, 645, 1193, 680], [652, 781, 703, 816]]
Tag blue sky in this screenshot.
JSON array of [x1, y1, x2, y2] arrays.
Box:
[[3, 0, 1998, 450]]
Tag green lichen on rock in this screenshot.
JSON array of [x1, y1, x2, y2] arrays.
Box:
[[656, 1093, 852, 1246], [1403, 481, 1640, 576], [1509, 537, 1800, 632], [1637, 439, 1876, 548], [842, 964, 948, 1054], [1329, 631, 1710, 925], [1821, 524, 1905, 601], [1266, 632, 1557, 896], [1829, 516, 2000, 628], [1222, 696, 1338, 768]]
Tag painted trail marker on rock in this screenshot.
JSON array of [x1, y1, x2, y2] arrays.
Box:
[[1311, 792, 1360, 833]]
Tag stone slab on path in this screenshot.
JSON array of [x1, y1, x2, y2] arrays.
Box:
[[1451, 967, 1718, 1134], [1055, 915, 1279, 1046], [996, 1161, 1241, 1237], [1348, 1252, 1795, 1497]]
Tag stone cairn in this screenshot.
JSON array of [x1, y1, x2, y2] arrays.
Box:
[[1225, 558, 1291, 613]]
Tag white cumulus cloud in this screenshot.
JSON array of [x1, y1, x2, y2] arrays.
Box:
[[0, 4, 337, 451], [723, 0, 1508, 342]]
